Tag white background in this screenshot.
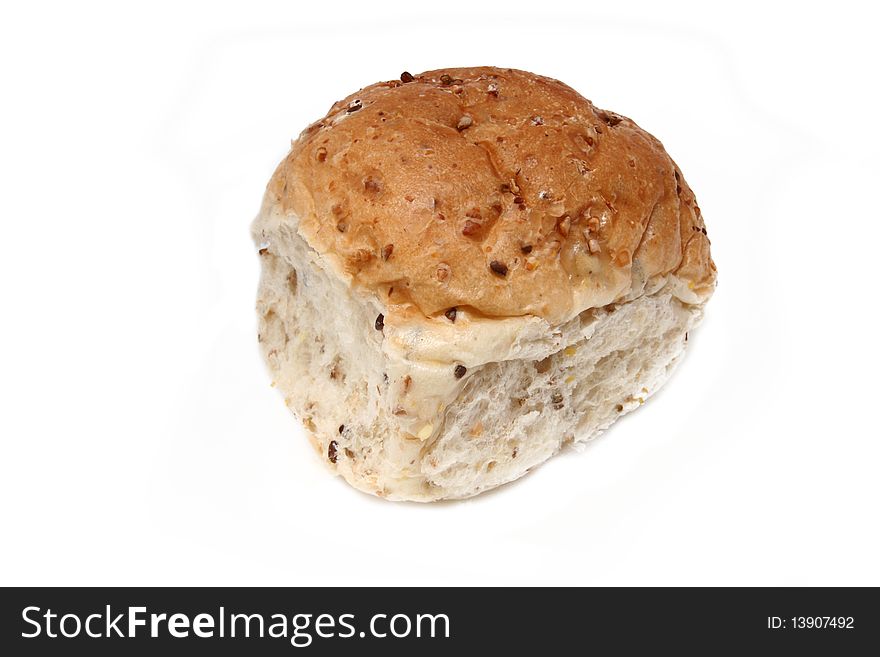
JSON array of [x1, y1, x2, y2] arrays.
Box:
[[2, 0, 878, 586]]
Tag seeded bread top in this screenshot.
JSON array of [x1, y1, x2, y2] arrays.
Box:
[[266, 66, 716, 324]]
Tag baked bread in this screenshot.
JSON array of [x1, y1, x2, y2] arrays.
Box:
[[252, 67, 716, 501]]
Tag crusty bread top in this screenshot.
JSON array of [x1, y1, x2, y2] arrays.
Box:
[[267, 67, 716, 323]]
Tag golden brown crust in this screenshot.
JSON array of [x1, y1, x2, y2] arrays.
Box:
[[267, 67, 716, 323]]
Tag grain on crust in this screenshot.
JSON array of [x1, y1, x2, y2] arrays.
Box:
[[267, 67, 715, 324]]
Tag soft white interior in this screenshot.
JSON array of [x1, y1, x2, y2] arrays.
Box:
[[255, 210, 703, 501], [419, 294, 699, 498]]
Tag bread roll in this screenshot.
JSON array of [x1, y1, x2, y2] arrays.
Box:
[[252, 67, 716, 501]]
